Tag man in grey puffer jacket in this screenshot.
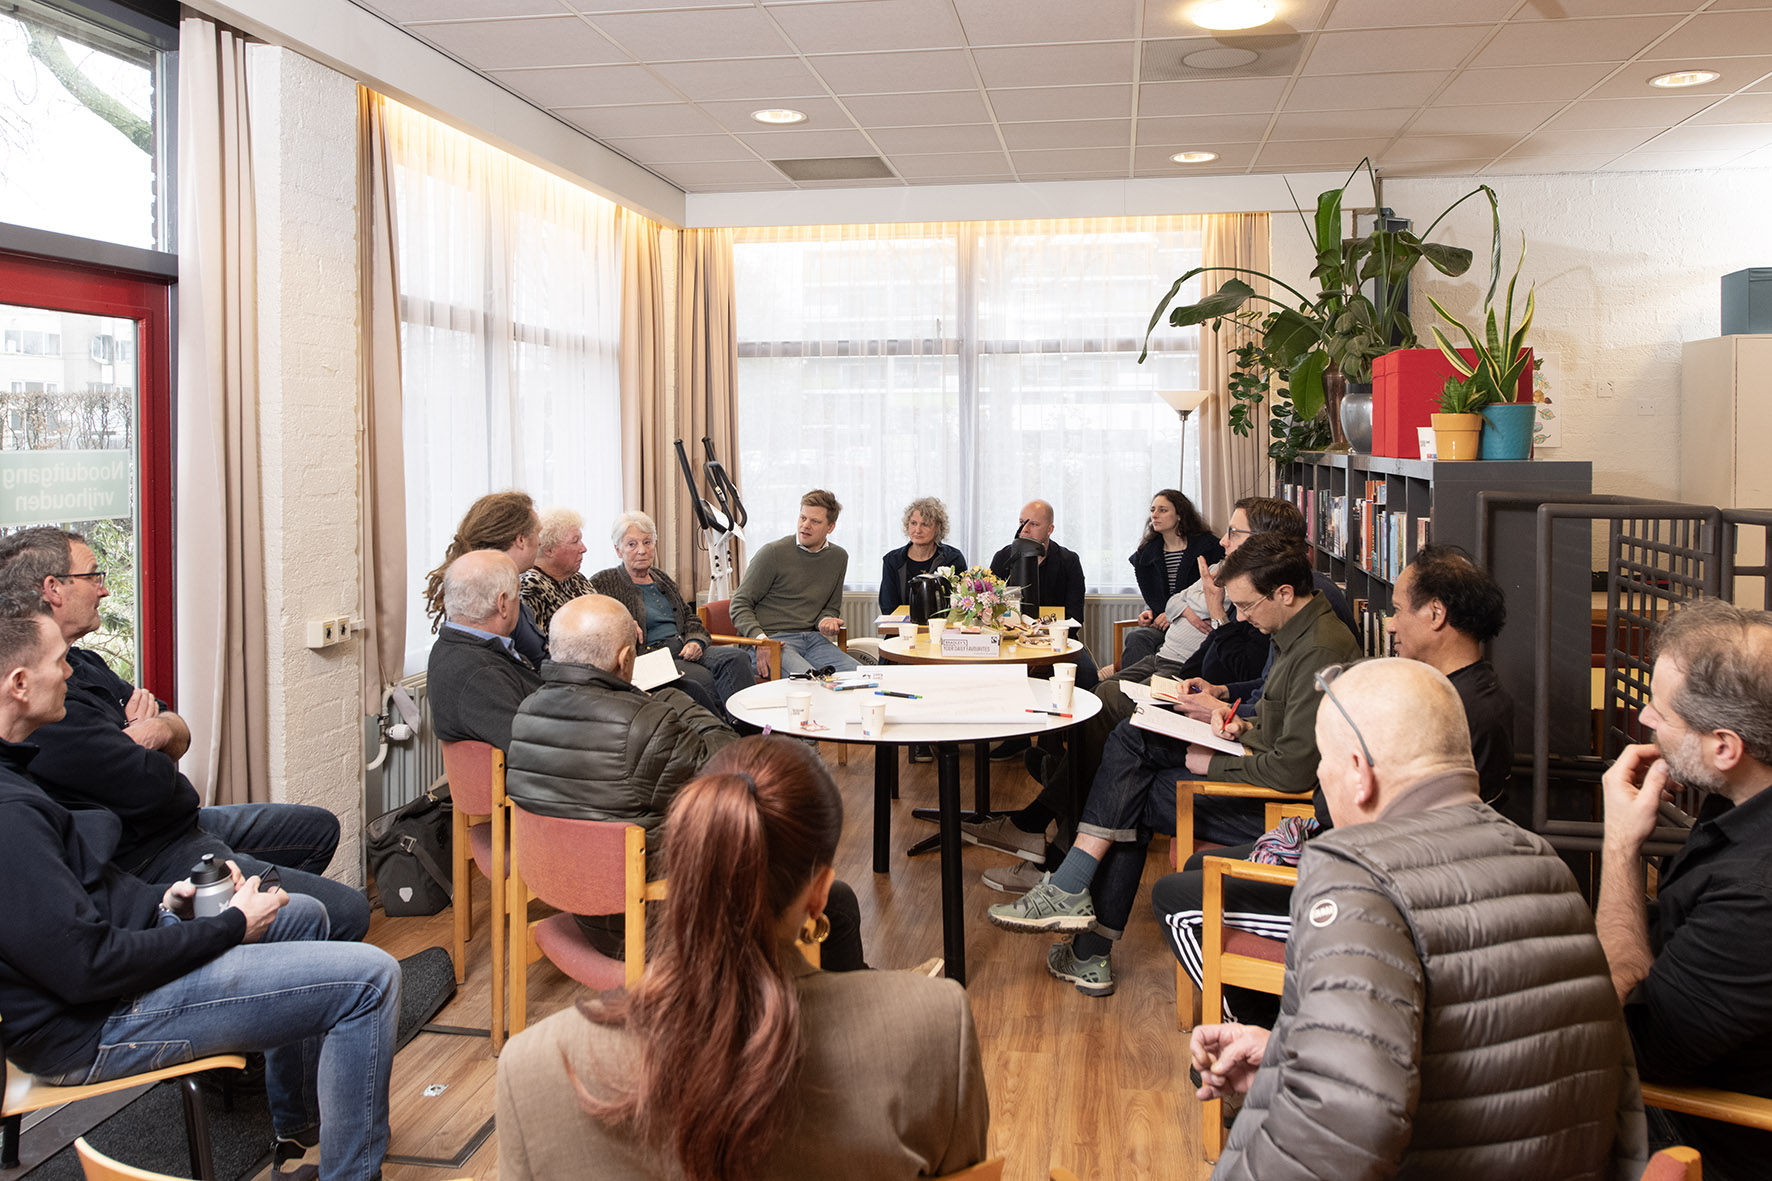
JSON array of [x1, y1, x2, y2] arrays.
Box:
[[1193, 659, 1647, 1180], [505, 594, 735, 952]]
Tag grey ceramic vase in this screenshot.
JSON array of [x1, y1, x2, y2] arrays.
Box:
[[1340, 383, 1374, 454]]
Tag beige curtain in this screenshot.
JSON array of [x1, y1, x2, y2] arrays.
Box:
[[1197, 213, 1273, 530], [175, 15, 268, 805], [357, 88, 406, 713], [618, 209, 670, 556], [673, 227, 740, 593]]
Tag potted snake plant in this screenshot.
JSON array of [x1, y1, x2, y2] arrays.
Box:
[[1427, 234, 1536, 460]]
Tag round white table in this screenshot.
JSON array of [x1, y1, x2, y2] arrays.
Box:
[[726, 669, 1100, 985]]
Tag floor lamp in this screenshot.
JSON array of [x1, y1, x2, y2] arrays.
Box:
[[1158, 389, 1211, 486]]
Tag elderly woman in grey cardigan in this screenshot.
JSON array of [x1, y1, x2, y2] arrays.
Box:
[[588, 510, 754, 715]]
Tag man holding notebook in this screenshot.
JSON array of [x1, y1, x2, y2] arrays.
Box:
[[986, 535, 1358, 997]]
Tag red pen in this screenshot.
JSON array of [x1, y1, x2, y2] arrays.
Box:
[[1026, 708, 1072, 718], [1217, 698, 1242, 737]]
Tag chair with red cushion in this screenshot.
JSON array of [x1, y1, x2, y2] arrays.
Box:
[[442, 739, 512, 1050], [1641, 1146, 1702, 1180]]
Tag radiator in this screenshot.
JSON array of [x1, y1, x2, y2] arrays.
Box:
[[362, 671, 443, 821], [838, 592, 1144, 662]]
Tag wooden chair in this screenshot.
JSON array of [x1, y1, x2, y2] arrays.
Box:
[[1642, 1145, 1702, 1180], [1641, 1082, 1772, 1132], [75, 1138, 473, 1181], [442, 739, 513, 1050], [508, 805, 666, 1039], [697, 599, 784, 682], [935, 1158, 1004, 1179], [3, 1054, 246, 1178], [1173, 779, 1314, 1030]]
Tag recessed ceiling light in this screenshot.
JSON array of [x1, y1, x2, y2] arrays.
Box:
[[1172, 151, 1219, 164], [751, 108, 808, 125], [1192, 0, 1276, 31], [1649, 70, 1720, 88]]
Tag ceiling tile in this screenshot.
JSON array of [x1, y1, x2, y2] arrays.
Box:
[[999, 119, 1131, 149], [809, 49, 979, 94], [1604, 148, 1755, 169], [971, 42, 1136, 88], [600, 133, 755, 163], [1138, 78, 1289, 117], [586, 8, 791, 60], [869, 123, 1005, 152], [1131, 143, 1258, 170], [556, 103, 721, 137], [1686, 91, 1772, 123], [1477, 152, 1621, 173], [1143, 0, 1333, 37], [1408, 102, 1565, 135], [361, 0, 561, 20], [1025, 167, 1136, 179], [990, 85, 1133, 122], [1301, 26, 1493, 75], [1013, 146, 1133, 172], [951, 0, 1136, 47], [794, 175, 906, 186], [1645, 11, 1772, 59], [1547, 94, 1719, 129], [1268, 106, 1415, 140], [1470, 15, 1683, 67], [1377, 159, 1488, 176], [1323, 0, 1519, 29], [1641, 122, 1772, 151], [1434, 62, 1616, 104], [645, 57, 825, 101], [567, 0, 751, 10], [490, 63, 680, 106], [685, 181, 799, 191], [694, 96, 854, 133], [887, 151, 1015, 178], [1587, 56, 1772, 99], [1285, 70, 1449, 109], [1516, 126, 1664, 153], [739, 129, 881, 157], [841, 91, 992, 125], [1253, 137, 1390, 167], [660, 159, 799, 186], [1512, 0, 1702, 15], [1381, 134, 1520, 164], [765, 0, 967, 54], [1135, 113, 1276, 146], [412, 16, 624, 70]]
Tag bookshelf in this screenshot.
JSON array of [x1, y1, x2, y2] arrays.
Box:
[[1277, 452, 1595, 755]]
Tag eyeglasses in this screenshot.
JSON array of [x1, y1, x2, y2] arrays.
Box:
[[1227, 592, 1269, 616], [618, 538, 656, 552], [1314, 662, 1376, 769], [1225, 527, 1255, 537], [57, 571, 107, 586]]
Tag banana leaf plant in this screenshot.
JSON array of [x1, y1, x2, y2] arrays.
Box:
[[1138, 159, 1500, 462], [1426, 233, 1536, 409]]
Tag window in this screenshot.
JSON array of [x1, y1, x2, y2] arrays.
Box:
[[734, 219, 1202, 593], [384, 99, 624, 673]]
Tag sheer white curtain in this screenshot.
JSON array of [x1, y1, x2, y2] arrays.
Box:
[[383, 100, 623, 672], [733, 217, 1202, 592]]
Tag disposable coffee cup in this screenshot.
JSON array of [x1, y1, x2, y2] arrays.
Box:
[[785, 690, 812, 727], [928, 617, 947, 644], [1050, 620, 1073, 650], [861, 700, 888, 739], [1053, 679, 1076, 711], [1053, 663, 1077, 688], [899, 621, 920, 644]]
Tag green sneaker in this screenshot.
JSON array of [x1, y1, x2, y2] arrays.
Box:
[[1047, 939, 1115, 997], [986, 873, 1095, 933]]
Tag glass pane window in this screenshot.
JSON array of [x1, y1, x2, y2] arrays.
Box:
[[0, 0, 173, 250], [0, 300, 142, 679]]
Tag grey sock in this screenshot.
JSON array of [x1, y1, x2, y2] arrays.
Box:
[[1048, 846, 1099, 896]]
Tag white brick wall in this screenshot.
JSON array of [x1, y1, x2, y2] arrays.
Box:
[[247, 47, 365, 885]]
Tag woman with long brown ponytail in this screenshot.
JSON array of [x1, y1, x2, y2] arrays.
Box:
[[496, 736, 989, 1180], [421, 491, 547, 667]]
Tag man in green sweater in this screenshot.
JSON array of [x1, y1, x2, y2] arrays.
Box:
[[730, 489, 857, 677]]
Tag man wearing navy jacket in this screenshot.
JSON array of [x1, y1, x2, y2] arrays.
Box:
[[0, 607, 398, 1180], [0, 527, 368, 940]]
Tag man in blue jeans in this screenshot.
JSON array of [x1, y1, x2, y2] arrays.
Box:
[[0, 527, 368, 941], [729, 489, 857, 678], [0, 608, 398, 1181]]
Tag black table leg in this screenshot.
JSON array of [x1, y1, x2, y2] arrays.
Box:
[[910, 740, 993, 839], [873, 743, 896, 874], [936, 741, 967, 984]]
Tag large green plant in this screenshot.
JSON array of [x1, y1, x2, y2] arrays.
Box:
[[1138, 160, 1499, 462], [1426, 234, 1535, 408]]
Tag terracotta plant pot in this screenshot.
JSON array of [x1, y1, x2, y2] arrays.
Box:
[[1431, 412, 1483, 461]]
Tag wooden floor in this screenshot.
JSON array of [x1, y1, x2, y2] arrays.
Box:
[[363, 744, 1216, 1181]]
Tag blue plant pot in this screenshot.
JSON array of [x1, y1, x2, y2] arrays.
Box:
[[1479, 402, 1535, 460]]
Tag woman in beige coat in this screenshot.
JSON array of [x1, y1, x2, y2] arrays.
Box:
[[496, 736, 990, 1181]]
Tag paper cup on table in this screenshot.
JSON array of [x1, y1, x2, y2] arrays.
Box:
[[1052, 662, 1077, 688], [1049, 620, 1073, 651], [785, 689, 812, 728], [899, 621, 920, 645], [861, 700, 888, 739], [927, 617, 947, 644], [1052, 679, 1075, 711]]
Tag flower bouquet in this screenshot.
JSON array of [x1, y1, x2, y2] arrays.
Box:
[[941, 565, 1013, 630]]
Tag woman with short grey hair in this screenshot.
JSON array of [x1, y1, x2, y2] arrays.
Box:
[[589, 511, 754, 714], [879, 496, 967, 614], [521, 507, 593, 634]]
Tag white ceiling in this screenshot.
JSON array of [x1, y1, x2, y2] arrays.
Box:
[[347, 0, 1772, 192]]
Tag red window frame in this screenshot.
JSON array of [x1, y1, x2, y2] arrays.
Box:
[[0, 249, 176, 701]]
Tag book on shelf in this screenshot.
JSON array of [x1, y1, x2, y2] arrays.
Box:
[[1352, 597, 1400, 659]]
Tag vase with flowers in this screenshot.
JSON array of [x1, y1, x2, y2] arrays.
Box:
[[941, 565, 1013, 630]]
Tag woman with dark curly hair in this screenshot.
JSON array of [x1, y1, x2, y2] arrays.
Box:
[[1119, 489, 1222, 669], [496, 736, 988, 1181], [422, 491, 547, 667]]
